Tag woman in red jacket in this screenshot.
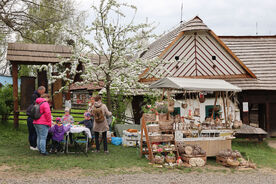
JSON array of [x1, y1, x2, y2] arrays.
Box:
[[33, 94, 52, 156]]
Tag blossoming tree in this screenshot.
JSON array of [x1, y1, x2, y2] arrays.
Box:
[[49, 0, 170, 110]]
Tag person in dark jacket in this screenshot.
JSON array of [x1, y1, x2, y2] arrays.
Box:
[[78, 112, 93, 133], [49, 117, 70, 153], [78, 112, 94, 148], [27, 86, 45, 151]]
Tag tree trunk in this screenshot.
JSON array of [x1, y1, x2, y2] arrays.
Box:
[[106, 84, 112, 110]]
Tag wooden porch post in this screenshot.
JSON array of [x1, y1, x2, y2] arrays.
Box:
[[266, 102, 270, 133], [12, 63, 19, 129], [242, 93, 249, 125]]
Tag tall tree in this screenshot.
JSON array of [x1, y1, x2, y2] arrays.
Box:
[[0, 0, 74, 42], [49, 0, 169, 110], [6, 0, 77, 77], [0, 22, 11, 75]]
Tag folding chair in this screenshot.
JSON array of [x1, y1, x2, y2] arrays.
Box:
[[73, 132, 89, 157]]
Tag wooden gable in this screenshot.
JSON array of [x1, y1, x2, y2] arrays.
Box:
[[140, 17, 255, 82]]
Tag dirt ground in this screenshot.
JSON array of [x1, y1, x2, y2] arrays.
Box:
[[1, 165, 276, 184], [268, 140, 276, 149]]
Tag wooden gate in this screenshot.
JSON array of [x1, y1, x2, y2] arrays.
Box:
[[20, 76, 35, 110]]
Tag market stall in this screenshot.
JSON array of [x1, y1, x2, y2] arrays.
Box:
[[140, 77, 242, 164]]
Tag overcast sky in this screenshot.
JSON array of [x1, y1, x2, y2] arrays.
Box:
[[76, 0, 276, 36]]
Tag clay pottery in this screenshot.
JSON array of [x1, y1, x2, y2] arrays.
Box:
[[194, 108, 200, 117], [182, 103, 188, 109]]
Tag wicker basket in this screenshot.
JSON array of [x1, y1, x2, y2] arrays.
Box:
[[176, 142, 186, 154], [144, 113, 156, 122], [149, 135, 162, 142], [181, 154, 207, 165], [165, 156, 176, 163], [154, 156, 165, 164], [159, 121, 174, 131], [159, 113, 170, 121], [162, 134, 174, 142], [147, 124, 160, 132]]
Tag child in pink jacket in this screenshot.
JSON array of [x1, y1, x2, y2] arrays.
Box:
[[33, 94, 52, 156]]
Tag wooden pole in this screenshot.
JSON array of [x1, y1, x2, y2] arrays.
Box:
[[211, 92, 219, 119], [12, 63, 19, 129], [266, 102, 270, 133], [140, 114, 153, 161], [222, 92, 228, 127], [140, 116, 144, 158]]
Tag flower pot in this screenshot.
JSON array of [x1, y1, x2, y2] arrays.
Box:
[[144, 113, 156, 122], [165, 156, 176, 163]]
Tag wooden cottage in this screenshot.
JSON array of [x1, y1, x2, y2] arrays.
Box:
[[139, 16, 276, 136]]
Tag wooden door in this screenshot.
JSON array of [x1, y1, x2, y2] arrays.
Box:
[[20, 76, 35, 110], [269, 103, 276, 136]]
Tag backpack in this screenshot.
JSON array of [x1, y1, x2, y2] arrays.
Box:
[[26, 101, 45, 120], [93, 106, 105, 123]]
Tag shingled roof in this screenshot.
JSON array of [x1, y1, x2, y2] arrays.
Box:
[[221, 36, 276, 90], [7, 42, 72, 64], [141, 16, 276, 90], [141, 16, 209, 60]]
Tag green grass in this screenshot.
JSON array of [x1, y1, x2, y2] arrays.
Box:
[[1, 121, 276, 175], [0, 120, 150, 175], [232, 139, 276, 169]]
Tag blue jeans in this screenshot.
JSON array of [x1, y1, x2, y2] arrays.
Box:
[[34, 124, 49, 154]]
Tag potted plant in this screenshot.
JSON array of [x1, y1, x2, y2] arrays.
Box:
[[142, 104, 156, 122], [165, 152, 176, 163], [156, 102, 169, 121], [154, 153, 165, 164]]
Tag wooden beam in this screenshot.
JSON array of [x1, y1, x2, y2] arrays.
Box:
[[242, 93, 249, 125], [222, 92, 228, 128], [139, 74, 252, 83], [266, 103, 270, 133], [208, 30, 256, 78], [12, 63, 19, 129], [159, 32, 185, 59]]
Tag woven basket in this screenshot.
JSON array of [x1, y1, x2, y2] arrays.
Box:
[[181, 154, 207, 164], [149, 135, 162, 142], [165, 156, 176, 163], [144, 113, 156, 122], [159, 113, 170, 121], [159, 121, 174, 131], [147, 124, 160, 132], [154, 156, 165, 164], [162, 134, 174, 142], [176, 142, 186, 154]]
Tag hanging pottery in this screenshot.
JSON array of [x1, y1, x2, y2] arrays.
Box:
[[182, 103, 188, 109], [194, 108, 200, 117], [199, 92, 205, 103], [188, 109, 193, 119]]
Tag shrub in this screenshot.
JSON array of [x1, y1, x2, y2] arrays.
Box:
[[0, 85, 14, 122]]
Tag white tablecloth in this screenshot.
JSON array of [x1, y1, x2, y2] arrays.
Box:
[[69, 125, 92, 138]]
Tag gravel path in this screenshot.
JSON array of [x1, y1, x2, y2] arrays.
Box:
[[1, 171, 276, 184]]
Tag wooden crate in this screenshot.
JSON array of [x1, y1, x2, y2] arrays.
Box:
[[216, 156, 228, 166], [181, 154, 207, 165], [181, 139, 232, 157], [216, 156, 239, 168]]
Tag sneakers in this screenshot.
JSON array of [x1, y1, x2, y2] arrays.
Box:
[[104, 151, 109, 154], [30, 146, 39, 151], [40, 152, 50, 156], [92, 150, 100, 153]]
